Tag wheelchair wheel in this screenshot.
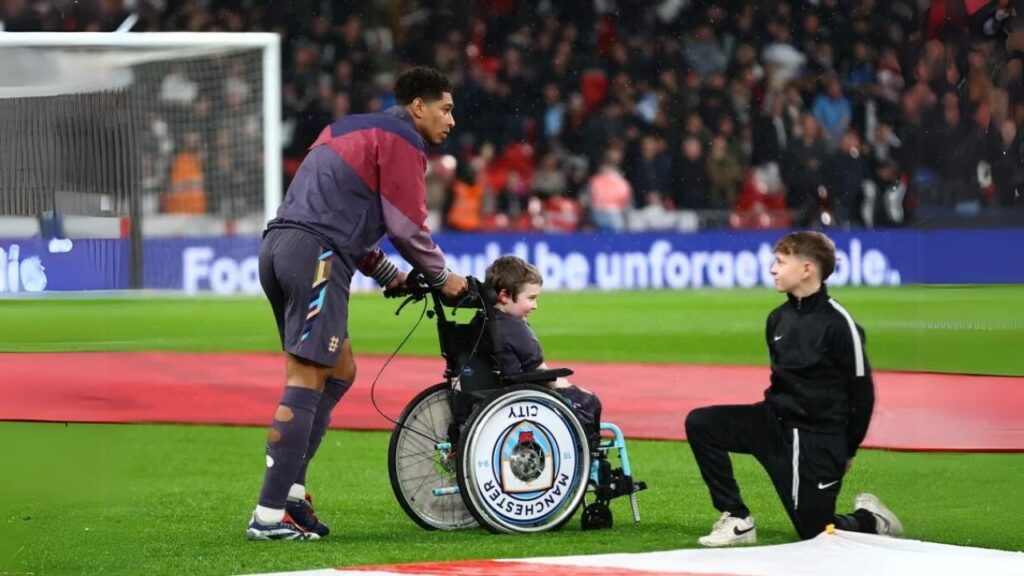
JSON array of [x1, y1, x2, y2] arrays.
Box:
[[457, 385, 591, 534], [388, 382, 477, 530], [581, 501, 613, 531]]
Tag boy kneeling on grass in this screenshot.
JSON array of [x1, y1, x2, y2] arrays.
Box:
[[685, 231, 903, 547]]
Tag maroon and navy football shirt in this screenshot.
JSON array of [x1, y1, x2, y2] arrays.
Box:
[[270, 106, 448, 286]]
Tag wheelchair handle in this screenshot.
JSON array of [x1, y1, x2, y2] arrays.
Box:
[[385, 270, 494, 317], [383, 270, 431, 300]]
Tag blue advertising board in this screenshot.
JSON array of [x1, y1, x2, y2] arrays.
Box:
[[0, 238, 128, 293], [1, 229, 1020, 294], [140, 229, 1024, 294]]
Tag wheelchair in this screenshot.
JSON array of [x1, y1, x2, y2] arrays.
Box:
[[386, 273, 646, 534]]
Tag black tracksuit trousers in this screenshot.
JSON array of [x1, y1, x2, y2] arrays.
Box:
[[685, 402, 875, 539]]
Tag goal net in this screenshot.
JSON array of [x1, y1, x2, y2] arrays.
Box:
[[0, 32, 281, 237]]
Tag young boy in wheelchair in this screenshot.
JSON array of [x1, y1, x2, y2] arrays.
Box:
[[388, 257, 642, 532], [484, 255, 603, 449]]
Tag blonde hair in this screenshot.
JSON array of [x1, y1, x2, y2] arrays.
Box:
[[485, 255, 543, 300], [773, 231, 836, 280]]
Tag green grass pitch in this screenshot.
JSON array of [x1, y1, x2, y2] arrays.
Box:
[[1, 285, 1022, 575], [3, 285, 1024, 375]]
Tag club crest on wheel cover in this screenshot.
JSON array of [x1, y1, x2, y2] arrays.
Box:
[[502, 424, 552, 490]]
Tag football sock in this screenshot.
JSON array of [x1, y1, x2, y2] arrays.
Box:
[[294, 377, 351, 487], [258, 386, 322, 510], [254, 505, 285, 525]]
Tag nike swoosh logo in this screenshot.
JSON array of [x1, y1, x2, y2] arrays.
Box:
[[773, 335, 783, 341], [818, 480, 840, 490], [733, 525, 755, 536]]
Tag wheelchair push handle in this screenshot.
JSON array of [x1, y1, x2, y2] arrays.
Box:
[[383, 270, 496, 316], [382, 269, 431, 300]]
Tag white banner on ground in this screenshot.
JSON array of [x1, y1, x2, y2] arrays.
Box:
[[244, 530, 1024, 576]]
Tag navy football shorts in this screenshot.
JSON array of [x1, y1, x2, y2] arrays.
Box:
[[259, 227, 353, 368]]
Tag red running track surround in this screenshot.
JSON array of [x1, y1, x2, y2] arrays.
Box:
[[1, 352, 1022, 451]]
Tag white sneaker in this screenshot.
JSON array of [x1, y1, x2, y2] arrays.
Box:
[[698, 512, 757, 547], [855, 493, 903, 537]]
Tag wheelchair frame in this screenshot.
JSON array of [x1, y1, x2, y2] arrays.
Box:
[[385, 273, 646, 533]]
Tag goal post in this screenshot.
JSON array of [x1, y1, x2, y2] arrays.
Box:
[[0, 32, 282, 286]]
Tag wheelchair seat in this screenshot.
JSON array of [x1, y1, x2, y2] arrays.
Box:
[[435, 294, 577, 437]]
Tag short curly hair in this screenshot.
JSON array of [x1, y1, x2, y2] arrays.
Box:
[[394, 66, 452, 105]]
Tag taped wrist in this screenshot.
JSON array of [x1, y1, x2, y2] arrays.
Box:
[[428, 268, 450, 289], [371, 259, 400, 287]]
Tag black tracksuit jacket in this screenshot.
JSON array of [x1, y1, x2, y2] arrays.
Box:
[[764, 284, 875, 457]]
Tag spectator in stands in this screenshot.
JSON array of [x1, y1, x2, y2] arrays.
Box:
[[988, 118, 1024, 207], [706, 136, 744, 210], [288, 76, 335, 158], [682, 111, 714, 149], [629, 135, 672, 206], [685, 24, 728, 78], [782, 115, 829, 225], [868, 122, 903, 166], [163, 131, 206, 215], [494, 170, 529, 222], [929, 93, 984, 213], [532, 152, 568, 199], [586, 149, 632, 232], [812, 74, 853, 151], [446, 160, 486, 232], [584, 100, 628, 167], [7, 0, 1023, 228], [671, 136, 710, 210], [862, 158, 910, 228], [752, 95, 793, 167], [824, 132, 869, 227], [564, 154, 591, 201], [539, 83, 566, 142]]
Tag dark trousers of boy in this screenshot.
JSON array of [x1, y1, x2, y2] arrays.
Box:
[[686, 401, 877, 539], [557, 385, 603, 450]]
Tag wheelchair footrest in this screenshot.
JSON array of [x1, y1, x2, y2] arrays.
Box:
[[594, 468, 647, 503]]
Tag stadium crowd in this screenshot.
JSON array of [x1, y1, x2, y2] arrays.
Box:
[[3, 0, 1023, 231]]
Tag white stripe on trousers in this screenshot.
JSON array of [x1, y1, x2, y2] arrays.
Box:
[[792, 428, 800, 510]]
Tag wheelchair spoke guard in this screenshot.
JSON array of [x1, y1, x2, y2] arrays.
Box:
[[457, 385, 591, 534]]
